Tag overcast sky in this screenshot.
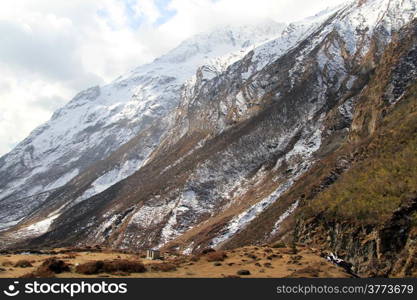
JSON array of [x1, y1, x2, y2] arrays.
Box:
[[0, 0, 347, 156]]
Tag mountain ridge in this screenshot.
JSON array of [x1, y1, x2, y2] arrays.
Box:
[[0, 20, 287, 231], [1, 0, 416, 278]]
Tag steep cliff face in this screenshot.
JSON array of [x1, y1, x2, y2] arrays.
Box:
[[294, 83, 417, 277], [1, 0, 416, 277], [294, 23, 417, 277], [229, 18, 417, 277]]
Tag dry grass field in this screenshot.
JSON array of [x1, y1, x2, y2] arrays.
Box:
[[0, 245, 351, 278]]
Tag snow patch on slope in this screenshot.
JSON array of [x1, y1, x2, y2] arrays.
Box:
[[210, 123, 323, 248], [210, 181, 295, 248], [75, 159, 142, 204], [270, 200, 299, 237], [45, 169, 79, 190], [156, 189, 215, 248], [15, 214, 60, 239]]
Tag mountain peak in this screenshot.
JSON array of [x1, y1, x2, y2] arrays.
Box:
[[1, 0, 416, 279], [153, 21, 286, 65]]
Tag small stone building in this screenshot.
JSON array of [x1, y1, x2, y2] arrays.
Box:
[[146, 249, 160, 260]]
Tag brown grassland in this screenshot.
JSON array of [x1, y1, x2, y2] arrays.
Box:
[[0, 245, 351, 278]]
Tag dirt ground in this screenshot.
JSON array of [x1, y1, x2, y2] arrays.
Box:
[[0, 245, 351, 278]]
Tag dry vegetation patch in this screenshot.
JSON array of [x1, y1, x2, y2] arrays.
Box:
[[14, 260, 33, 268], [147, 262, 177, 272], [0, 246, 351, 278], [21, 258, 70, 278], [75, 259, 146, 275], [206, 251, 227, 262]]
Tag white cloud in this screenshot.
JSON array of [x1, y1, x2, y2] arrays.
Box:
[[131, 0, 162, 23], [0, 0, 347, 157]]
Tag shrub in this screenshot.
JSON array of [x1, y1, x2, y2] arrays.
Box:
[[75, 261, 104, 275], [39, 258, 70, 274], [19, 258, 70, 278], [288, 266, 320, 278], [201, 248, 216, 254], [20, 269, 55, 278], [272, 241, 286, 248], [102, 260, 146, 274], [75, 260, 146, 275], [2, 260, 13, 267], [190, 255, 200, 262], [206, 251, 227, 262], [14, 260, 33, 268], [237, 270, 251, 276], [148, 262, 177, 272]]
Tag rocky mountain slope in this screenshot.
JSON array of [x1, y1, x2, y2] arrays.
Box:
[[1, 0, 416, 277], [0, 21, 285, 230]]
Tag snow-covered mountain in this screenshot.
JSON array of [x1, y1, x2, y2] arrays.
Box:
[[0, 20, 285, 230], [1, 0, 417, 277]]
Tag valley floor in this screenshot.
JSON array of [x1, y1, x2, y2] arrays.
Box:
[[0, 245, 351, 278]]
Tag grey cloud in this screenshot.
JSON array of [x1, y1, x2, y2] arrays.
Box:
[[66, 72, 105, 93], [32, 95, 67, 111], [0, 20, 82, 81], [0, 80, 11, 94]]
